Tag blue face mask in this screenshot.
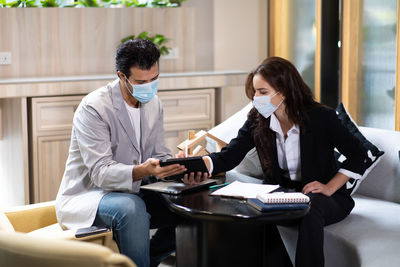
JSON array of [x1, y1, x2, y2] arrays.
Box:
[[252, 92, 283, 119], [125, 78, 158, 103]]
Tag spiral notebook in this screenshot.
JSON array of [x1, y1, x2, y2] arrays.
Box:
[[256, 192, 310, 204], [247, 198, 309, 212]]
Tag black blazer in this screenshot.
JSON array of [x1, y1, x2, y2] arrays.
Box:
[[209, 106, 369, 212]]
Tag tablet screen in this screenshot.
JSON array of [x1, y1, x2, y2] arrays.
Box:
[[159, 156, 209, 181]]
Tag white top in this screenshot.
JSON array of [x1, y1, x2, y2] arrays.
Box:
[[269, 113, 302, 181], [124, 102, 142, 193], [124, 102, 141, 147]]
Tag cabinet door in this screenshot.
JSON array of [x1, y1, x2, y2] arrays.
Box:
[[36, 135, 71, 202], [30, 95, 84, 203]]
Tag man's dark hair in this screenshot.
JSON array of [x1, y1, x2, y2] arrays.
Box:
[[116, 39, 160, 78]]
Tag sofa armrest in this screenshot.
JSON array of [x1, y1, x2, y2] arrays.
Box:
[[28, 223, 115, 251], [4, 201, 57, 233], [74, 230, 114, 248]]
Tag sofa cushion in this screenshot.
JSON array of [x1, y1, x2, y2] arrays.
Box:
[[335, 103, 384, 194], [278, 194, 400, 267], [355, 127, 400, 203], [233, 148, 264, 180]]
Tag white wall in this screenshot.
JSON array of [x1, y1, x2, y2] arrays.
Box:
[[213, 0, 268, 120], [213, 0, 268, 71]]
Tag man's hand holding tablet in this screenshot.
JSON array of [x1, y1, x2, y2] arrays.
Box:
[[163, 152, 212, 185]]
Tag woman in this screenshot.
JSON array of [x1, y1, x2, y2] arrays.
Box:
[[199, 57, 369, 267]]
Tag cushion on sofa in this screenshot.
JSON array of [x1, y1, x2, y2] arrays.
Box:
[[232, 147, 264, 180], [355, 127, 400, 203], [335, 103, 384, 194]]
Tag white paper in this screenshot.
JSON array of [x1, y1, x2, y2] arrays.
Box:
[[210, 181, 279, 199]]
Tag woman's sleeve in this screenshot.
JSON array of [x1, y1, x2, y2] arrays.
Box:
[[208, 119, 256, 175]]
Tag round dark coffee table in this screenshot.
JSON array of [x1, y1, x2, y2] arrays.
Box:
[[162, 184, 310, 267]]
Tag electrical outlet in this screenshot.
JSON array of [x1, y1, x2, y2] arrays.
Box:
[[0, 52, 11, 65], [162, 48, 179, 60]]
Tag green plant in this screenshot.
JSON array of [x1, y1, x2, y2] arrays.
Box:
[[40, 0, 65, 7], [151, 0, 186, 7], [0, 0, 187, 8], [7, 0, 37, 6], [100, 0, 121, 7], [121, 31, 171, 56], [74, 0, 102, 7], [121, 0, 146, 7]]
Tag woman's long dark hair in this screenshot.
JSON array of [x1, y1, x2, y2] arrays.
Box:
[[245, 57, 320, 176]]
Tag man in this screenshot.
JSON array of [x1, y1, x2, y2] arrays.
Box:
[[56, 39, 186, 267]]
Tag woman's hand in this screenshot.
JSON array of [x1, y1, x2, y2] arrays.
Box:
[[302, 181, 333, 197], [182, 172, 209, 185], [180, 156, 212, 185], [302, 173, 350, 197]]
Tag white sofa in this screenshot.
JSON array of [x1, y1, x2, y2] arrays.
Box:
[[211, 104, 400, 267]]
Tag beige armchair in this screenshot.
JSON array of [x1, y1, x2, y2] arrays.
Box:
[[0, 201, 117, 251], [0, 230, 135, 267]]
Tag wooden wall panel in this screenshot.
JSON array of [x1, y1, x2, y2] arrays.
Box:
[[0, 8, 196, 79], [268, 0, 291, 58], [340, 0, 363, 122]]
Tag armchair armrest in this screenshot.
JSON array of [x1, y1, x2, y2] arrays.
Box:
[[3, 201, 57, 233], [28, 224, 114, 248], [4, 201, 119, 252], [28, 223, 118, 249]]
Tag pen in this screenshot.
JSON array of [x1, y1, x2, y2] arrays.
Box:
[[209, 182, 230, 189]]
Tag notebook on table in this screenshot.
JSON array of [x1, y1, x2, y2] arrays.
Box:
[[140, 179, 217, 195], [247, 192, 310, 212]]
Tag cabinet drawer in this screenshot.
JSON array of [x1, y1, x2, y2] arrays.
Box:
[[31, 95, 84, 133], [158, 89, 215, 125]]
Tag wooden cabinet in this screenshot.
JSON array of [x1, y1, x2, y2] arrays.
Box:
[[29, 96, 85, 203], [29, 89, 215, 202]]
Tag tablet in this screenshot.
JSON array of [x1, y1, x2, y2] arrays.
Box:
[[159, 156, 209, 181]]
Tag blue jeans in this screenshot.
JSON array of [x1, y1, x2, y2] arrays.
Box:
[[93, 191, 177, 267]]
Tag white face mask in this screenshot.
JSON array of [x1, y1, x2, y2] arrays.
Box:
[[125, 78, 158, 103], [252, 92, 283, 119]]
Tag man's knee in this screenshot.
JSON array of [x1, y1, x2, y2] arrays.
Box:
[[102, 193, 150, 228]]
